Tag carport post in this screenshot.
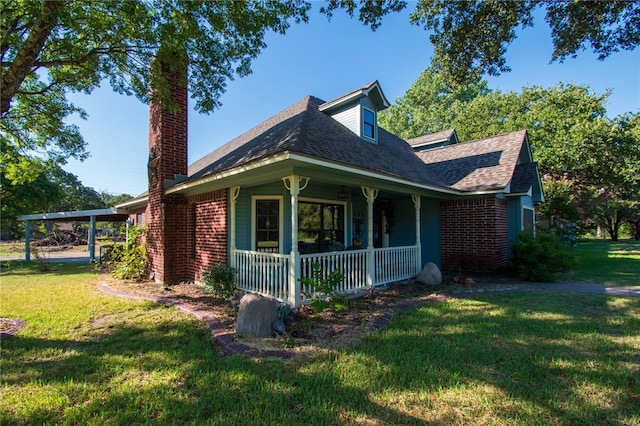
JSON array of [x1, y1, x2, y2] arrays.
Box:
[[88, 215, 96, 262], [24, 220, 31, 262]]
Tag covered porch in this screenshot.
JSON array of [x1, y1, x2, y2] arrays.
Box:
[[229, 175, 425, 307]]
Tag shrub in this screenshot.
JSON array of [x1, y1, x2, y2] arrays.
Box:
[[104, 226, 147, 281], [300, 262, 348, 313], [202, 263, 236, 299], [510, 231, 577, 282]]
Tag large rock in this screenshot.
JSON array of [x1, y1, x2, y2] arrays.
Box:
[[416, 262, 442, 285], [235, 294, 279, 337]]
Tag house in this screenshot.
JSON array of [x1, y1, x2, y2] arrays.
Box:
[[116, 69, 543, 307]]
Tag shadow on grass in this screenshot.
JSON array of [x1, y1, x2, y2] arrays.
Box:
[[1, 306, 424, 425], [0, 261, 95, 277], [348, 290, 640, 424]]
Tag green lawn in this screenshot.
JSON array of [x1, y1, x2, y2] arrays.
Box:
[[1, 251, 639, 425], [559, 239, 640, 286]]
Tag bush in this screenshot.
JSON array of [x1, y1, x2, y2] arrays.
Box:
[[510, 231, 577, 282], [300, 262, 348, 313], [104, 226, 147, 281], [202, 263, 236, 299]]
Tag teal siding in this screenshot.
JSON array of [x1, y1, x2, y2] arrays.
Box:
[[508, 197, 522, 245], [389, 198, 417, 247], [330, 105, 359, 135], [351, 195, 368, 247], [235, 183, 288, 252], [234, 182, 358, 253], [508, 195, 535, 245], [235, 189, 252, 251], [420, 199, 440, 267], [233, 182, 442, 267]]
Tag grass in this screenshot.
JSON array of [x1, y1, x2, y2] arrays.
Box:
[[559, 239, 640, 286], [2, 246, 639, 425]]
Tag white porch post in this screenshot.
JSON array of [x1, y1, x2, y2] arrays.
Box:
[[283, 175, 310, 307], [412, 194, 422, 274], [229, 186, 240, 269], [361, 186, 379, 287]]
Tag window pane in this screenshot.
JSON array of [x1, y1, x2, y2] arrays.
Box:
[[298, 201, 344, 253], [523, 209, 534, 234], [256, 200, 279, 252], [363, 109, 375, 139]]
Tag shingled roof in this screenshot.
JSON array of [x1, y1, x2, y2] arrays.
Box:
[[407, 129, 457, 149], [416, 130, 528, 192], [186, 96, 448, 188]]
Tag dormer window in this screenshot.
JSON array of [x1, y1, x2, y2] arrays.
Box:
[[318, 80, 390, 144], [363, 108, 376, 140]]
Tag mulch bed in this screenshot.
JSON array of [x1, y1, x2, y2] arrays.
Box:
[[99, 274, 523, 360]]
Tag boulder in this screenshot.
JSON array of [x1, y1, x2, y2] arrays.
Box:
[[235, 294, 279, 337], [416, 262, 442, 286]]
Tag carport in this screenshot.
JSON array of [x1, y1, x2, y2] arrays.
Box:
[[17, 208, 130, 262]]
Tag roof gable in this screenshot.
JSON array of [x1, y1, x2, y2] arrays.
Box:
[[408, 129, 459, 151], [318, 80, 390, 113], [416, 130, 528, 192]]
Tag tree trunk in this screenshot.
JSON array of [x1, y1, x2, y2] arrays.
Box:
[[0, 0, 62, 116]]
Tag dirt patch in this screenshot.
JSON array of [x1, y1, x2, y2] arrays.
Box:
[[100, 274, 522, 359]]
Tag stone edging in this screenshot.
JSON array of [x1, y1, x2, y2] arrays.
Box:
[[97, 283, 295, 360], [0, 318, 26, 340], [97, 282, 535, 360]]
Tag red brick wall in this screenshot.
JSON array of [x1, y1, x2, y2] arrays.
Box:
[[186, 190, 229, 282], [440, 197, 509, 273], [146, 59, 188, 284]]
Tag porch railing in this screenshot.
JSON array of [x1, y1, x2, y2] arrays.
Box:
[[233, 250, 290, 303], [233, 245, 420, 306], [375, 246, 420, 286], [300, 249, 368, 299]]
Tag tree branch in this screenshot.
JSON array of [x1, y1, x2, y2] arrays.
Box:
[[1, 0, 63, 117]]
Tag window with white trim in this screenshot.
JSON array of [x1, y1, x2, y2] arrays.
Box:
[[254, 198, 280, 252], [363, 108, 376, 140]]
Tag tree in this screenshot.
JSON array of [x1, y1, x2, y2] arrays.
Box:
[[383, 75, 640, 240], [1, 0, 310, 229], [378, 68, 489, 139], [0, 159, 133, 239], [1, 1, 309, 157], [452, 84, 640, 240], [323, 0, 640, 85]]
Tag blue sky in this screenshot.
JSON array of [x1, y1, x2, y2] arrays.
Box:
[[65, 5, 640, 197]]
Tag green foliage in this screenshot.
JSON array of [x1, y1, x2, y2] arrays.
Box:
[[1, 0, 310, 192], [384, 76, 640, 241], [324, 1, 639, 85], [202, 263, 237, 300], [378, 67, 489, 139], [104, 226, 147, 281], [510, 231, 577, 282], [300, 262, 348, 313]]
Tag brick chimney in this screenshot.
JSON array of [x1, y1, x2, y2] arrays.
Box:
[[146, 55, 189, 284]]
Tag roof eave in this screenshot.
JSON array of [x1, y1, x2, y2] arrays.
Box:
[[319, 81, 390, 112], [166, 151, 465, 197]]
